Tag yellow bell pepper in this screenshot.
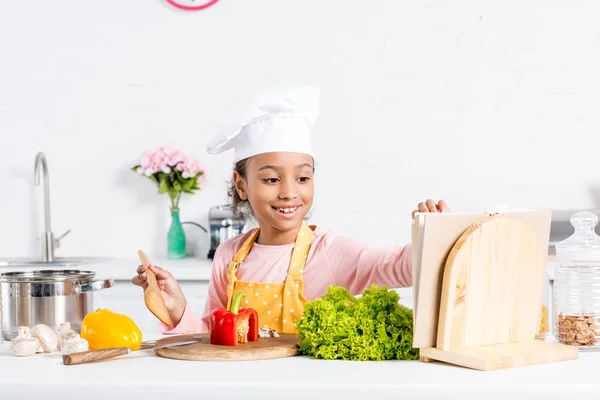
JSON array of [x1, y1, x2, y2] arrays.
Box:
[[80, 308, 143, 351]]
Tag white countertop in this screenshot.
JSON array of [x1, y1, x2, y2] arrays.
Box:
[[0, 256, 214, 281], [0, 336, 597, 400]]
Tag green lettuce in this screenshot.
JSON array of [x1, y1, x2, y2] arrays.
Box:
[[296, 284, 419, 361]]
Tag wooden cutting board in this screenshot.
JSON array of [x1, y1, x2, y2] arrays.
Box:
[[154, 333, 300, 361], [436, 216, 545, 350], [419, 214, 578, 370], [411, 209, 552, 348]]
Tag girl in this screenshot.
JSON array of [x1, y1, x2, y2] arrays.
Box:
[[131, 85, 450, 334]]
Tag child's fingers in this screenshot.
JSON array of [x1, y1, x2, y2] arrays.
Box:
[[425, 199, 438, 212], [437, 200, 450, 213], [415, 199, 449, 216], [131, 274, 147, 287], [136, 264, 147, 274], [148, 265, 173, 281]]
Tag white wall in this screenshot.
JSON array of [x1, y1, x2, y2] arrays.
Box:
[[1, 0, 599, 259]]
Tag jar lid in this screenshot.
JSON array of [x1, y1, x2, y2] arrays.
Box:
[[555, 211, 600, 261]]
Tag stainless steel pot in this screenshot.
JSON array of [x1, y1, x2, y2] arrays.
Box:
[[0, 269, 113, 340]]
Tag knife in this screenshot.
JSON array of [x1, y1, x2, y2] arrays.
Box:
[[62, 337, 203, 365]]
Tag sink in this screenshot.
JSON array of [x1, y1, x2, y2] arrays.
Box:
[[0, 256, 109, 268]]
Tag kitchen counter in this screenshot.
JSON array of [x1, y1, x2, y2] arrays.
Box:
[[0, 256, 214, 281], [0, 337, 597, 400]]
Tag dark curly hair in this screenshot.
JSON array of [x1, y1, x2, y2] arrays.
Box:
[[227, 158, 252, 219]]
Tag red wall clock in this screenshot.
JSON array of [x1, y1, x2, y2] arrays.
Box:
[[166, 0, 220, 11]]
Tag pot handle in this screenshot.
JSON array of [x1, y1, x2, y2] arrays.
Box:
[[73, 279, 114, 294]]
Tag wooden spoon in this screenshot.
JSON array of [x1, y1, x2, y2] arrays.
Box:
[[138, 249, 173, 326]]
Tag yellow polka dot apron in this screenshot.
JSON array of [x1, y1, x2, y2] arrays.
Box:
[[225, 222, 313, 333]]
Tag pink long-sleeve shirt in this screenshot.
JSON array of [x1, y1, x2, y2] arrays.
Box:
[[159, 226, 412, 334]]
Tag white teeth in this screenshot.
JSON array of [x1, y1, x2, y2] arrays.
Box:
[[277, 207, 298, 214]]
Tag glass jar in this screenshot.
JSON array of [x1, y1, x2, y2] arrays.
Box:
[[553, 211, 600, 350]]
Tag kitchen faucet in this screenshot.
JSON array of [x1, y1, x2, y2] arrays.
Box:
[[34, 152, 70, 262]]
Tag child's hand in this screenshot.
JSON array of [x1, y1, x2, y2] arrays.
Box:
[[132, 264, 187, 326], [411, 199, 450, 219]]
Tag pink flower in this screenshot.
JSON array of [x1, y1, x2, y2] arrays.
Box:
[[177, 153, 205, 179], [161, 145, 184, 167], [135, 145, 206, 193], [138, 148, 170, 176]]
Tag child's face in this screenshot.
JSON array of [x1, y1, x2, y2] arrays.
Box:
[[235, 152, 314, 233]]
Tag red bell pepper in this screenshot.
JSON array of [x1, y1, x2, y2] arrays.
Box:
[[210, 291, 259, 346]]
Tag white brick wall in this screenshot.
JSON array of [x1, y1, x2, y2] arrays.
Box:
[[1, 0, 599, 258]]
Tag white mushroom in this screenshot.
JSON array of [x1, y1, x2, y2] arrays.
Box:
[[60, 332, 89, 355], [57, 322, 75, 348], [31, 324, 58, 352], [11, 326, 41, 357], [258, 327, 280, 338]]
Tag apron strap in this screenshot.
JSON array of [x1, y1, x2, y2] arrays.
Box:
[[285, 223, 313, 281], [225, 228, 260, 309], [281, 223, 314, 333]]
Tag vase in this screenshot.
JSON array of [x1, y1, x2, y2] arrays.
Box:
[[167, 208, 186, 260]]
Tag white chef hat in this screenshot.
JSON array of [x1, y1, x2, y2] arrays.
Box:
[[206, 85, 321, 162]]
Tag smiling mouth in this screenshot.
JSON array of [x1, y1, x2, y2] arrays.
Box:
[[272, 206, 300, 214]]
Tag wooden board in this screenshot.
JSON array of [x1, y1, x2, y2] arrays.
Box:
[[411, 209, 552, 348], [420, 339, 579, 371], [436, 216, 545, 350], [411, 212, 487, 347], [154, 333, 300, 361], [411, 210, 578, 371]]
